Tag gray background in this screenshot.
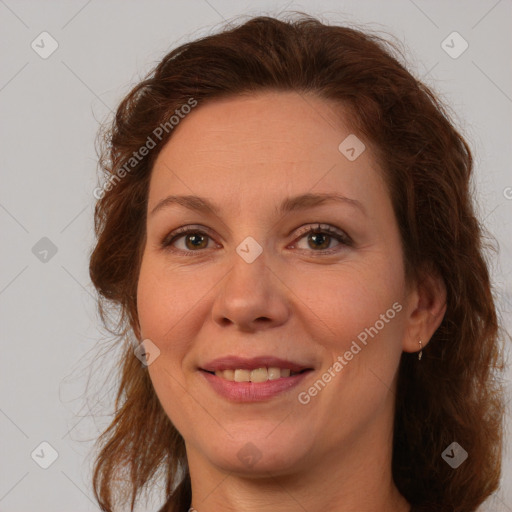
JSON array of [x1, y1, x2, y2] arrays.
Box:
[[0, 1, 511, 511]]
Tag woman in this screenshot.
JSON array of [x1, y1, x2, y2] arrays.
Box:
[[89, 13, 506, 512]]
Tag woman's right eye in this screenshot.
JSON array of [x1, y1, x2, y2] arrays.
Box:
[[161, 226, 216, 254]]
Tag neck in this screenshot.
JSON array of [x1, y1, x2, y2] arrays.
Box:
[[188, 474, 410, 512]]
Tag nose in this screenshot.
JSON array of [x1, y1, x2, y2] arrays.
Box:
[[211, 243, 290, 332]]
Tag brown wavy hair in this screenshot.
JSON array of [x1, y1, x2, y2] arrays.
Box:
[[88, 12, 506, 512]]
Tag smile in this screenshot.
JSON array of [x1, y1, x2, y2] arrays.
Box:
[[208, 367, 307, 382], [200, 368, 313, 402]]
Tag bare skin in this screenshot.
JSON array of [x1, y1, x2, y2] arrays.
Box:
[[136, 91, 446, 512]]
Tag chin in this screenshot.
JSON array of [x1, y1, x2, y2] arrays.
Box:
[[202, 434, 311, 476]]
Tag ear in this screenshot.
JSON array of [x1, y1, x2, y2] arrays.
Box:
[[402, 268, 447, 354]]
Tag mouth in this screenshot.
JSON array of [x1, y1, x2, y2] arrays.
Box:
[[201, 367, 313, 382], [199, 355, 314, 383], [199, 364, 314, 402]]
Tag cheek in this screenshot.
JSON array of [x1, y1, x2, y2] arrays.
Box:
[[136, 256, 208, 342], [136, 257, 203, 433], [291, 266, 406, 438], [292, 260, 406, 350]]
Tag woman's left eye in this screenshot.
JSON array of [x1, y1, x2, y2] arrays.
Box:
[[161, 223, 352, 255], [291, 224, 353, 253]]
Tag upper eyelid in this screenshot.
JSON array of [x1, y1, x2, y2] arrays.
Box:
[[162, 224, 216, 245]]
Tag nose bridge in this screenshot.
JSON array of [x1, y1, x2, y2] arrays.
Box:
[[211, 235, 289, 329]]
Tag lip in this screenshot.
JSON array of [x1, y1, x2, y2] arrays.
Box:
[[200, 368, 313, 402], [200, 356, 313, 373]]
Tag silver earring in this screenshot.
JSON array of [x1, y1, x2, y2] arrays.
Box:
[[418, 339, 423, 360]]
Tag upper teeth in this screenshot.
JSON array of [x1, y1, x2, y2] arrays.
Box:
[[215, 367, 296, 382]]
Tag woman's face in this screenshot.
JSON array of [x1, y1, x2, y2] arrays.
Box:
[[137, 91, 418, 476]]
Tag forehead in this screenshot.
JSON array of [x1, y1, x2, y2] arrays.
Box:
[[148, 91, 387, 216], [157, 91, 350, 161]]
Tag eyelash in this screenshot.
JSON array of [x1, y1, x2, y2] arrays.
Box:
[[160, 223, 353, 256]]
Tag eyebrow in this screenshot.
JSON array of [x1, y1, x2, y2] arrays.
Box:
[[150, 192, 366, 218]]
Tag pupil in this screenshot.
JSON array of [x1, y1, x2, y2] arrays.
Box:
[[310, 233, 329, 249], [187, 234, 206, 249]]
